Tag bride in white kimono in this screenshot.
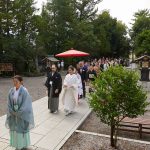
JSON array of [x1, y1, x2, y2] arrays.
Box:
[[60, 66, 78, 116]]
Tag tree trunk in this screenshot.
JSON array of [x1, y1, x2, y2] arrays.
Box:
[[6, 0, 10, 37], [35, 55, 39, 72], [114, 123, 119, 148], [110, 121, 115, 147]]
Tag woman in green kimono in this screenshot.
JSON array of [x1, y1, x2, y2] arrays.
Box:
[[5, 75, 34, 150]]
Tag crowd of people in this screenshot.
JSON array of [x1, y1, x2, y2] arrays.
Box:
[[5, 57, 127, 150], [75, 57, 128, 98]]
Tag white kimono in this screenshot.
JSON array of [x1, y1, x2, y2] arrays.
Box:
[[76, 73, 83, 97], [60, 74, 78, 112]]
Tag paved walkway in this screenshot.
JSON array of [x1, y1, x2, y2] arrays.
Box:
[[0, 97, 91, 150]]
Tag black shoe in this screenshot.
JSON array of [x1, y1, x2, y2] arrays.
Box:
[[50, 110, 54, 113]]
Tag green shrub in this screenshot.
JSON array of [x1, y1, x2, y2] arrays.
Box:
[[89, 66, 149, 148]]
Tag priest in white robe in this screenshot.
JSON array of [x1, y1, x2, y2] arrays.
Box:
[[74, 68, 83, 99], [60, 66, 78, 116]]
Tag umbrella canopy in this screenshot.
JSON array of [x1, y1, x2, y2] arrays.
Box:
[[55, 49, 90, 57]]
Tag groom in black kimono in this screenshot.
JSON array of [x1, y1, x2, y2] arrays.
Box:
[[45, 64, 62, 113]]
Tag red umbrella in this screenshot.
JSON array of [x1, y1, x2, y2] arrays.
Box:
[[55, 48, 90, 57]]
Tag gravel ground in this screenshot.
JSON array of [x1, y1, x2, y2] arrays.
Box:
[[79, 112, 150, 141], [78, 91, 150, 141], [0, 76, 47, 116], [61, 132, 150, 150]]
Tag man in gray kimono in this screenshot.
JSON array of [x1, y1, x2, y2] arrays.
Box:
[[45, 64, 62, 113]]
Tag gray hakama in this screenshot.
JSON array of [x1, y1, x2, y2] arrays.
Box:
[[45, 71, 62, 112], [48, 86, 59, 112]]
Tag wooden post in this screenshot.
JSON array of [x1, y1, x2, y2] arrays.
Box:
[[139, 124, 142, 139]]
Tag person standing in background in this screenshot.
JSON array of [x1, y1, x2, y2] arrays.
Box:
[[5, 75, 34, 150], [61, 60, 64, 71], [57, 62, 61, 72], [45, 64, 62, 113], [87, 65, 97, 82], [93, 66, 100, 76], [86, 65, 97, 93], [103, 60, 109, 71], [78, 61, 87, 98], [74, 68, 83, 100], [100, 60, 104, 71]]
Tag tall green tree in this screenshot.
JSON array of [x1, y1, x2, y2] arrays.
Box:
[[111, 21, 130, 57], [76, 0, 101, 21], [0, 0, 39, 72], [130, 9, 150, 39], [93, 11, 113, 56], [40, 0, 77, 54], [40, 0, 101, 55], [93, 11, 129, 57], [72, 0, 101, 54], [135, 30, 150, 54], [0, 0, 15, 60], [130, 9, 150, 55]]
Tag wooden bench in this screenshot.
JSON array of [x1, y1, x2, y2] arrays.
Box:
[[118, 117, 150, 139]]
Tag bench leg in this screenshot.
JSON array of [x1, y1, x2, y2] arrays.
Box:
[[139, 124, 142, 139]]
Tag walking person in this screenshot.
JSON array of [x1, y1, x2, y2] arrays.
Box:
[[74, 68, 83, 100], [78, 61, 87, 98], [5, 75, 34, 150], [61, 60, 64, 71], [45, 64, 62, 113], [60, 66, 78, 116]]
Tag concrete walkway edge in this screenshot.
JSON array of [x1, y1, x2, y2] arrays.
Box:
[[75, 130, 150, 145], [54, 109, 91, 150]]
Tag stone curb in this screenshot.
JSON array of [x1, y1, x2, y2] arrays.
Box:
[[54, 109, 92, 150], [75, 130, 150, 145]]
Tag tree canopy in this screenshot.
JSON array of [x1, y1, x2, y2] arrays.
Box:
[[0, 0, 38, 72], [130, 9, 150, 55], [0, 0, 132, 73]]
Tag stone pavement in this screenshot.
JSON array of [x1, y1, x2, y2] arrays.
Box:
[[0, 97, 91, 150]]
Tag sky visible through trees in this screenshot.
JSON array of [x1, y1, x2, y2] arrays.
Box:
[[36, 0, 150, 28], [0, 0, 149, 73]]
